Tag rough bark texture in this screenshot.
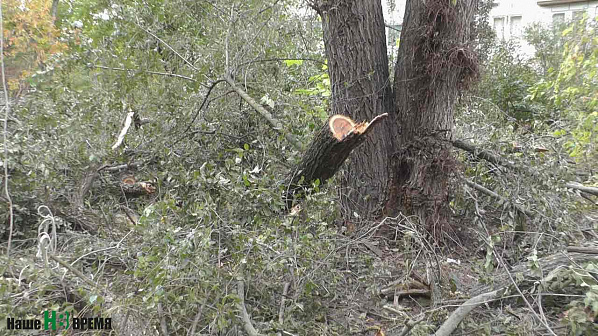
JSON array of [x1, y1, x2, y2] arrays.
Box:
[[309, 0, 478, 234], [388, 0, 478, 236], [285, 114, 388, 208], [316, 0, 396, 218]]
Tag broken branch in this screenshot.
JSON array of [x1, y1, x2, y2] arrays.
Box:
[[285, 114, 388, 207], [432, 289, 501, 336], [112, 111, 135, 150], [566, 182, 598, 197], [224, 74, 301, 150], [236, 281, 266, 336], [462, 178, 534, 217]]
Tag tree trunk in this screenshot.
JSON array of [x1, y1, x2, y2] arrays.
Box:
[[51, 0, 59, 21], [388, 0, 478, 237], [308, 0, 478, 235], [315, 0, 397, 218]]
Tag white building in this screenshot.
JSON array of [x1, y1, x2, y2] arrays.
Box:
[[490, 0, 598, 56], [490, 0, 598, 40], [383, 0, 598, 56]]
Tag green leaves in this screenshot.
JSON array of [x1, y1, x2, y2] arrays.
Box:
[[283, 59, 304, 67]]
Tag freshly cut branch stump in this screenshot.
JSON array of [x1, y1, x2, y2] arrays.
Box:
[[285, 113, 388, 208]]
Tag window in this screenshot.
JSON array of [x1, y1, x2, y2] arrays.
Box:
[[493, 17, 505, 39], [510, 16, 522, 38], [572, 10, 584, 21], [552, 13, 565, 25]]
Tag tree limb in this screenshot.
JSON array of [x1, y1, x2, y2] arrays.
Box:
[[452, 139, 520, 171], [433, 249, 598, 335], [236, 281, 266, 336], [157, 303, 169, 336], [566, 182, 598, 197], [462, 178, 534, 217], [112, 110, 135, 150], [277, 282, 290, 336], [224, 74, 301, 150], [566, 246, 598, 255], [285, 114, 388, 207], [432, 289, 501, 336]]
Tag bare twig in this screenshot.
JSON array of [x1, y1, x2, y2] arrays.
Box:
[[173, 79, 225, 145], [0, 0, 14, 266], [236, 57, 326, 69], [91, 65, 196, 81], [136, 23, 199, 72], [493, 251, 558, 336], [566, 246, 598, 255], [385, 24, 402, 32], [236, 280, 266, 336], [50, 254, 107, 292]]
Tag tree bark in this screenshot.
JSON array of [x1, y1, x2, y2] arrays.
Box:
[[388, 0, 478, 236], [285, 114, 388, 208], [310, 0, 479, 234], [315, 0, 397, 218]]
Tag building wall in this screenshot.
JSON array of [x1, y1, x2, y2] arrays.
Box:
[[490, 0, 598, 56], [383, 0, 598, 57]]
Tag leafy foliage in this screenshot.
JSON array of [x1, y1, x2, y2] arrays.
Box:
[[3, 0, 66, 91], [528, 16, 598, 164]]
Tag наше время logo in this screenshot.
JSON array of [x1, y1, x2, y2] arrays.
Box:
[[6, 310, 112, 331]]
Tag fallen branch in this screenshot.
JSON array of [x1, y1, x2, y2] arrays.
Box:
[[394, 315, 426, 336], [566, 182, 598, 197], [453, 139, 519, 171], [432, 250, 598, 336], [50, 254, 106, 292], [157, 303, 169, 336], [236, 281, 266, 336], [453, 140, 596, 201], [224, 74, 301, 150], [472, 250, 598, 296], [462, 178, 534, 217], [432, 289, 501, 336], [176, 79, 225, 142], [112, 110, 135, 150], [566, 246, 598, 255]]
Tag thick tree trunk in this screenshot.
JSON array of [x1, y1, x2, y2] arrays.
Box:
[[309, 0, 478, 235], [388, 0, 478, 236], [316, 0, 396, 218]]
